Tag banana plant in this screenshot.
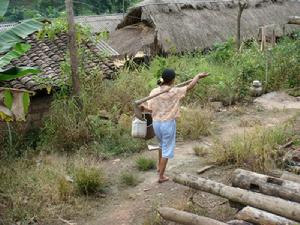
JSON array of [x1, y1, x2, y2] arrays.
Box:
[[0, 0, 9, 17], [0, 19, 43, 79]]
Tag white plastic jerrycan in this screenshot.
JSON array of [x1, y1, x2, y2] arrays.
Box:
[[131, 117, 147, 138]]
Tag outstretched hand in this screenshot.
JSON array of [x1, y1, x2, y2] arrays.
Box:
[[196, 72, 209, 79]]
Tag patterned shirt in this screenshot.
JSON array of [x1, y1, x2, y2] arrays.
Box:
[[147, 85, 187, 121]]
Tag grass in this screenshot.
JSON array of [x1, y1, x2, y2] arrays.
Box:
[[136, 157, 156, 171], [193, 146, 208, 157], [0, 154, 107, 224], [74, 166, 105, 195], [177, 107, 213, 139], [120, 171, 140, 187], [212, 122, 296, 172]]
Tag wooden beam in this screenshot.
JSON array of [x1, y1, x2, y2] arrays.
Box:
[[232, 169, 300, 203], [235, 206, 300, 225], [281, 171, 300, 184], [173, 173, 300, 222], [158, 207, 227, 225]]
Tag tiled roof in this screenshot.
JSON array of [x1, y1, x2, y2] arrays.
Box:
[[4, 33, 118, 91], [74, 14, 123, 33]]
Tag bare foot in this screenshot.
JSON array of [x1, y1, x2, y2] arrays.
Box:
[[158, 176, 169, 183]]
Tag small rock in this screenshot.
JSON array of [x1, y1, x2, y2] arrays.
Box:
[[144, 188, 151, 192], [210, 101, 223, 112], [65, 175, 74, 183]]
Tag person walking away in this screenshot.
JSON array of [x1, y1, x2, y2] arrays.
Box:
[[143, 69, 209, 183]]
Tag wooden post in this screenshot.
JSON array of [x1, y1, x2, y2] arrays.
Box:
[[173, 173, 300, 222], [271, 29, 275, 46], [231, 169, 300, 203], [158, 207, 227, 225], [235, 207, 300, 225], [65, 0, 80, 97], [288, 16, 300, 25], [260, 26, 266, 51], [236, 0, 247, 50]]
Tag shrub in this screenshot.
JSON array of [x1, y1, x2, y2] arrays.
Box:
[[0, 155, 95, 224], [136, 157, 156, 171], [177, 107, 213, 139], [193, 146, 208, 157], [120, 171, 140, 186], [57, 176, 74, 201], [74, 166, 105, 195], [212, 123, 295, 172]]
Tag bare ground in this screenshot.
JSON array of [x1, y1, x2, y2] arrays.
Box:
[[79, 102, 299, 225]]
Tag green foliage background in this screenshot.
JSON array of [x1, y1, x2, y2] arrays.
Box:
[[1, 0, 140, 22]]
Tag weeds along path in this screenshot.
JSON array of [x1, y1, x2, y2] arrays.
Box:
[[83, 105, 299, 225]]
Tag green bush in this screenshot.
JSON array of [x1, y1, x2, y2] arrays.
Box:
[[74, 166, 105, 195], [120, 171, 140, 186], [136, 157, 156, 171]]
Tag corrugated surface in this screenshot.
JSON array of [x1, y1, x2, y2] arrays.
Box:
[[0, 22, 18, 32], [75, 14, 123, 33], [95, 40, 120, 56]]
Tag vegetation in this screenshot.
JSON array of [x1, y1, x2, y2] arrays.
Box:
[[212, 121, 298, 172], [74, 166, 105, 195], [120, 171, 140, 186], [193, 146, 208, 157], [136, 157, 156, 171], [0, 155, 106, 224], [177, 107, 213, 139], [1, 0, 140, 22]]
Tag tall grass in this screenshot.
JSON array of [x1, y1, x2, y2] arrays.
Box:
[[212, 123, 296, 172], [0, 155, 106, 224]]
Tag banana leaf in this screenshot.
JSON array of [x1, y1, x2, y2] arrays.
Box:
[[0, 67, 41, 81], [0, 0, 9, 17], [0, 19, 43, 52], [0, 43, 31, 68]]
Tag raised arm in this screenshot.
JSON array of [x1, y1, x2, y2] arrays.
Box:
[[186, 72, 209, 91]]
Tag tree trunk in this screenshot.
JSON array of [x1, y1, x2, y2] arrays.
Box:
[[158, 207, 227, 225], [232, 169, 300, 203], [65, 0, 80, 97], [235, 206, 300, 225], [281, 171, 300, 184], [236, 1, 247, 50], [288, 16, 300, 25], [173, 173, 300, 222]]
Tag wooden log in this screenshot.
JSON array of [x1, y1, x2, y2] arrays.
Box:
[[232, 169, 300, 203], [197, 165, 214, 174], [158, 207, 226, 225], [235, 206, 300, 225], [288, 16, 300, 25], [227, 220, 253, 225], [281, 171, 300, 184], [173, 173, 300, 222]]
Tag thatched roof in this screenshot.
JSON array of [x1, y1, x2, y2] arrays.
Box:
[[109, 0, 300, 55]]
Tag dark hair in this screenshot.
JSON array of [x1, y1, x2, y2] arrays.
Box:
[[157, 69, 176, 85]]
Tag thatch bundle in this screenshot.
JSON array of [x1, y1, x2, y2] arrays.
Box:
[[109, 0, 300, 55]]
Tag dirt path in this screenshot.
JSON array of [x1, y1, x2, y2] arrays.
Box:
[[82, 103, 299, 225]]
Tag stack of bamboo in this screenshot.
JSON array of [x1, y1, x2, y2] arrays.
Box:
[[158, 169, 300, 225]]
